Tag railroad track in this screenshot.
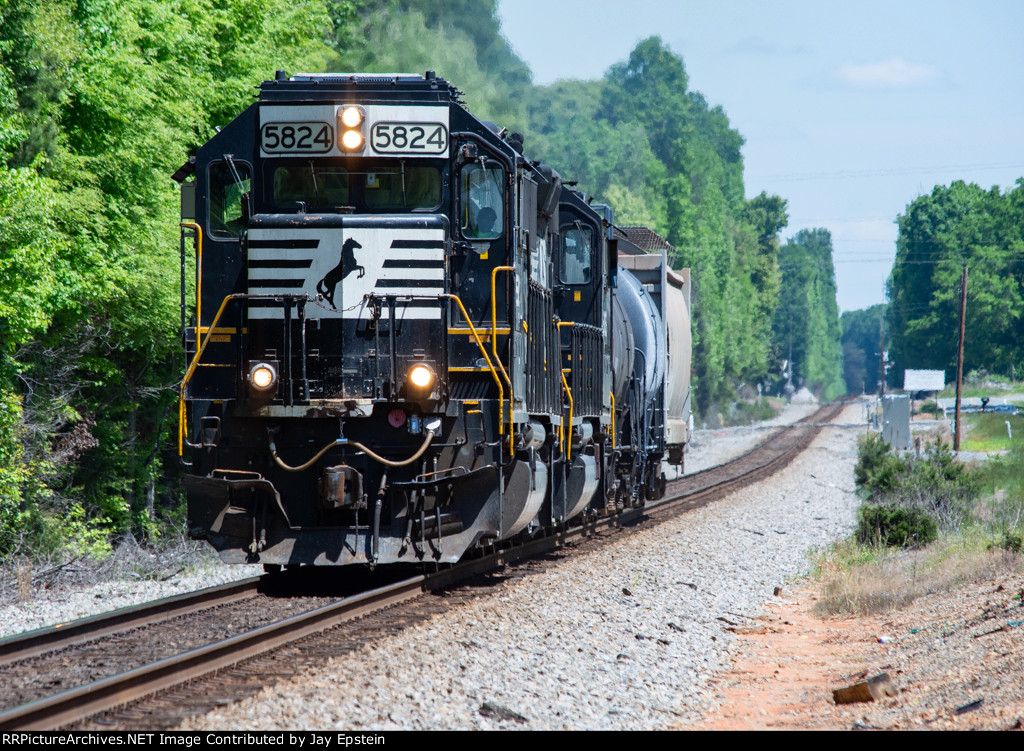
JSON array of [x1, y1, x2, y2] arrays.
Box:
[[0, 398, 852, 731]]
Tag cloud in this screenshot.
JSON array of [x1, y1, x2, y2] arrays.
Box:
[[838, 57, 939, 89]]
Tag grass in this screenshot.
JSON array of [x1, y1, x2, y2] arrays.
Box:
[[936, 375, 1024, 399], [813, 428, 1024, 616], [812, 533, 1022, 616], [973, 449, 1024, 531], [961, 413, 1024, 452]]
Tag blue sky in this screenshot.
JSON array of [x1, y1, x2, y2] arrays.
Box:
[[496, 0, 1024, 313]]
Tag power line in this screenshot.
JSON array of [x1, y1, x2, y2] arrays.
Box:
[[757, 162, 1024, 183]]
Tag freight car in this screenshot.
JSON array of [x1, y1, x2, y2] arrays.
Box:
[[172, 71, 691, 569]]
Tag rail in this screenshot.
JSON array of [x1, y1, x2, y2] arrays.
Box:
[[0, 400, 849, 730]]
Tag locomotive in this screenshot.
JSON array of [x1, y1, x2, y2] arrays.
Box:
[[172, 71, 691, 569]]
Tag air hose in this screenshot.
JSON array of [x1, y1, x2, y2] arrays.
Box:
[[269, 428, 437, 473]]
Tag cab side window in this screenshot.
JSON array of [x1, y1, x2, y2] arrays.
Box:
[[209, 161, 251, 239], [459, 163, 503, 239], [560, 225, 593, 284]]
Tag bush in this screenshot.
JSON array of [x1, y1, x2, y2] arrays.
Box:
[[854, 432, 902, 493], [723, 398, 779, 427], [992, 531, 1023, 554], [854, 433, 977, 533], [856, 503, 938, 548]]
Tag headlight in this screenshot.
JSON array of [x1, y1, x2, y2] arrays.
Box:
[[341, 129, 364, 150], [338, 105, 366, 152], [408, 364, 434, 389], [249, 362, 278, 391], [340, 106, 364, 128]]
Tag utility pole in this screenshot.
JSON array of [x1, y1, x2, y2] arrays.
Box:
[[954, 265, 968, 451], [879, 321, 885, 396]]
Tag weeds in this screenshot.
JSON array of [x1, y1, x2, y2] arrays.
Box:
[[814, 535, 1021, 616], [0, 526, 218, 603], [817, 429, 1024, 615]]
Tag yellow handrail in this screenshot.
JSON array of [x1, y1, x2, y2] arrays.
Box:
[[561, 368, 574, 462], [178, 293, 241, 456], [179, 293, 515, 457], [490, 266, 515, 455], [557, 321, 575, 459], [181, 222, 203, 326], [446, 294, 506, 440], [609, 390, 616, 450], [490, 267, 515, 387]]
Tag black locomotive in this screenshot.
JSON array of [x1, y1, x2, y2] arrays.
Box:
[[173, 71, 691, 568]]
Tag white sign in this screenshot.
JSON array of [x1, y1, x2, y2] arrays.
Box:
[[903, 369, 945, 392]]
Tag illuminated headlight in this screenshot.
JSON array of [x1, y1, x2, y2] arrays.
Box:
[[338, 105, 366, 152], [249, 362, 278, 391], [340, 106, 364, 128], [341, 129, 364, 151], [408, 364, 434, 389]]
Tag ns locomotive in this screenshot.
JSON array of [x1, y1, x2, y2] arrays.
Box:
[[173, 71, 692, 569]]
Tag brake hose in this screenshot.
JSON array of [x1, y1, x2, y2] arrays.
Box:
[[269, 428, 437, 472]]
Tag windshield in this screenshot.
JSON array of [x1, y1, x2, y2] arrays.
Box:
[[459, 163, 503, 239], [560, 224, 593, 284], [268, 159, 442, 212]]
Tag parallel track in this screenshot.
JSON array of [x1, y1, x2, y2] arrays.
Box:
[[0, 398, 851, 731], [0, 577, 262, 668]]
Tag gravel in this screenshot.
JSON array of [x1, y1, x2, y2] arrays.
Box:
[[1, 398, 870, 731], [0, 560, 254, 639], [679, 401, 825, 475], [177, 400, 869, 731]]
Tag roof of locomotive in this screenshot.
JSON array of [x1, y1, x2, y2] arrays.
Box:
[[258, 70, 461, 104]]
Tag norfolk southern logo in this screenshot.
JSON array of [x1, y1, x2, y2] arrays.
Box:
[[247, 228, 444, 320], [316, 237, 364, 309]]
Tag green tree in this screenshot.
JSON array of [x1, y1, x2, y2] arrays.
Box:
[[887, 181, 1023, 385], [0, 0, 349, 556], [773, 229, 844, 400], [841, 304, 886, 394]]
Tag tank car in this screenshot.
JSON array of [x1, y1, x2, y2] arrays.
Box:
[[173, 71, 691, 568]]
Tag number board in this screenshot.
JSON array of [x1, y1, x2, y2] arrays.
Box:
[[258, 105, 450, 158], [370, 122, 448, 155], [261, 122, 334, 154]]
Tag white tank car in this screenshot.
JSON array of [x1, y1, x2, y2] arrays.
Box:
[[615, 227, 692, 468]]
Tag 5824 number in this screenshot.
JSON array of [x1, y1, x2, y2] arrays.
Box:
[[371, 123, 447, 155], [261, 122, 334, 154]]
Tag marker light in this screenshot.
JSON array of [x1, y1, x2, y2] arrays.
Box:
[[409, 364, 434, 389], [250, 363, 278, 391], [340, 106, 364, 128]]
